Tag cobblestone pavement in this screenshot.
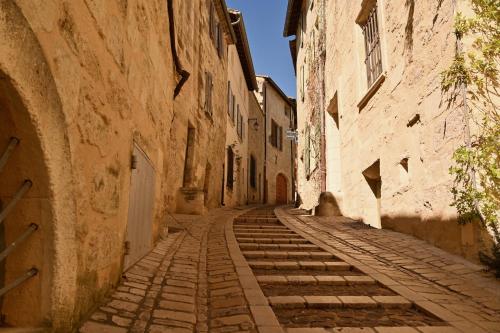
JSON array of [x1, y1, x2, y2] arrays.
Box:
[[78, 206, 500, 333], [276, 207, 500, 332], [79, 207, 257, 333]]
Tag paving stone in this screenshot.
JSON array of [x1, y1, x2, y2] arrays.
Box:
[[249, 261, 274, 269], [373, 296, 412, 308], [211, 314, 254, 328], [79, 322, 127, 333], [112, 291, 143, 303], [344, 276, 376, 285], [315, 276, 346, 285], [338, 296, 377, 308], [158, 300, 195, 312], [275, 261, 301, 270], [374, 328, 419, 333], [268, 296, 306, 308], [164, 286, 196, 296], [285, 275, 317, 285], [304, 296, 343, 308], [257, 276, 288, 284], [286, 329, 330, 333], [415, 327, 461, 333], [331, 329, 375, 333], [265, 251, 289, 258], [111, 315, 133, 327], [325, 262, 351, 271], [153, 309, 197, 325], [299, 261, 326, 270], [148, 324, 192, 333], [108, 300, 139, 312], [309, 252, 334, 259]]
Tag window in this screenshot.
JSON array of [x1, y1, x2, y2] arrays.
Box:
[[228, 82, 232, 117], [209, 1, 224, 58], [209, 2, 216, 39], [361, 3, 383, 87], [231, 94, 235, 122], [227, 147, 234, 189], [183, 125, 196, 186], [205, 72, 213, 116], [304, 126, 311, 177], [300, 66, 305, 101], [250, 155, 256, 188], [236, 105, 241, 137], [270, 120, 282, 150]]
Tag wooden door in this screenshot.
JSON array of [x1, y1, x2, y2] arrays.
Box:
[[124, 144, 155, 270], [276, 173, 288, 205]]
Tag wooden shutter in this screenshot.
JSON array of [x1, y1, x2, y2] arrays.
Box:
[[228, 82, 232, 116], [209, 2, 215, 40], [205, 72, 212, 115]]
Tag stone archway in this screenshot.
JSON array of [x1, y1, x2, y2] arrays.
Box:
[[0, 1, 77, 330], [276, 173, 288, 205]]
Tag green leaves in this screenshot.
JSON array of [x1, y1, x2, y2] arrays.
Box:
[[442, 0, 499, 272]]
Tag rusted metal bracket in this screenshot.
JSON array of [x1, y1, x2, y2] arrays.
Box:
[[0, 137, 20, 173], [0, 180, 33, 224]]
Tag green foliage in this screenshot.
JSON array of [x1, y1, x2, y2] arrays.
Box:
[[441, 0, 500, 272]]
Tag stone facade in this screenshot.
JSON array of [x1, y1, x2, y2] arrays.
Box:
[[0, 0, 234, 330], [285, 0, 491, 261], [223, 9, 257, 207], [255, 76, 296, 206], [247, 93, 266, 204]]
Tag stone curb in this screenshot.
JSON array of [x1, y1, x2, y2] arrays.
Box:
[[225, 212, 284, 333]]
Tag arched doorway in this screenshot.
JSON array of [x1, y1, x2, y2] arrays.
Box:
[[0, 1, 77, 330], [276, 173, 288, 205]]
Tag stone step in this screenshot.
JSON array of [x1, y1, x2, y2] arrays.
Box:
[[283, 327, 459, 333], [243, 251, 334, 260], [234, 228, 295, 234], [233, 224, 289, 229], [237, 238, 309, 244], [239, 243, 320, 251], [268, 295, 411, 309], [234, 232, 298, 238], [0, 329, 49, 333], [256, 275, 376, 286], [248, 261, 352, 271]]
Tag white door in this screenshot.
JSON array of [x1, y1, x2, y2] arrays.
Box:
[[124, 144, 155, 270]]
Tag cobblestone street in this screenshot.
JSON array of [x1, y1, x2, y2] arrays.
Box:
[[78, 206, 500, 333]]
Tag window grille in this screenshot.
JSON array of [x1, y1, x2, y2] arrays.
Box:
[[362, 4, 383, 87]]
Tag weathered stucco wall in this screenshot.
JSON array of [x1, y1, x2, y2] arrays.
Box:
[[224, 44, 249, 207], [294, 0, 489, 261], [0, 0, 175, 329], [168, 0, 230, 214], [247, 93, 265, 204], [256, 77, 295, 205]]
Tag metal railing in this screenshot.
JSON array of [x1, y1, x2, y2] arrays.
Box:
[[0, 137, 38, 298]]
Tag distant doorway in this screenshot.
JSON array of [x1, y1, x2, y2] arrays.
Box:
[[276, 173, 288, 204]]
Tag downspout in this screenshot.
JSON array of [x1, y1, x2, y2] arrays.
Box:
[[319, 0, 327, 193], [263, 84, 268, 204], [167, 0, 190, 98]]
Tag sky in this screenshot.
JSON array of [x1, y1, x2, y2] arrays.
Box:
[[227, 0, 296, 98]]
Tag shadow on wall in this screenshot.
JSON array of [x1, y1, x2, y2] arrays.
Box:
[[381, 214, 494, 264]]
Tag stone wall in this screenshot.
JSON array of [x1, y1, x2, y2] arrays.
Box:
[[247, 93, 265, 204], [168, 0, 231, 215], [224, 44, 249, 207], [256, 77, 295, 205], [293, 0, 490, 261], [0, 0, 235, 330]]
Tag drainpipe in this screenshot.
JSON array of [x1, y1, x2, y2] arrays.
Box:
[[167, 0, 190, 98], [263, 84, 268, 204], [319, 0, 327, 193]]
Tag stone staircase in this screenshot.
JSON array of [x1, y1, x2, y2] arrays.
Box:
[[233, 208, 459, 332]]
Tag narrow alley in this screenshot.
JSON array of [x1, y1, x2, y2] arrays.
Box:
[[0, 0, 498, 332], [79, 206, 500, 333]]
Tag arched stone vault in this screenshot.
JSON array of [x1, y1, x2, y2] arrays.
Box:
[[0, 0, 77, 330]]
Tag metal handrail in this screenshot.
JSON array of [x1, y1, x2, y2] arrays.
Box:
[[0, 268, 38, 297], [0, 137, 20, 173], [0, 180, 32, 224], [0, 223, 38, 262]]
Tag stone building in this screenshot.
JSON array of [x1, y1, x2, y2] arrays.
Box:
[[285, 0, 490, 260], [255, 76, 296, 206], [222, 9, 258, 207], [170, 0, 235, 214], [0, 0, 234, 330], [247, 92, 266, 204]]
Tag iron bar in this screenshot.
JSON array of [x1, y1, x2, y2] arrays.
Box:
[[0, 137, 20, 173], [0, 267, 38, 297], [0, 223, 38, 262], [0, 180, 33, 224]]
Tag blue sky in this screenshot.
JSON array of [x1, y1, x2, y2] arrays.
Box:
[[227, 0, 296, 98]]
